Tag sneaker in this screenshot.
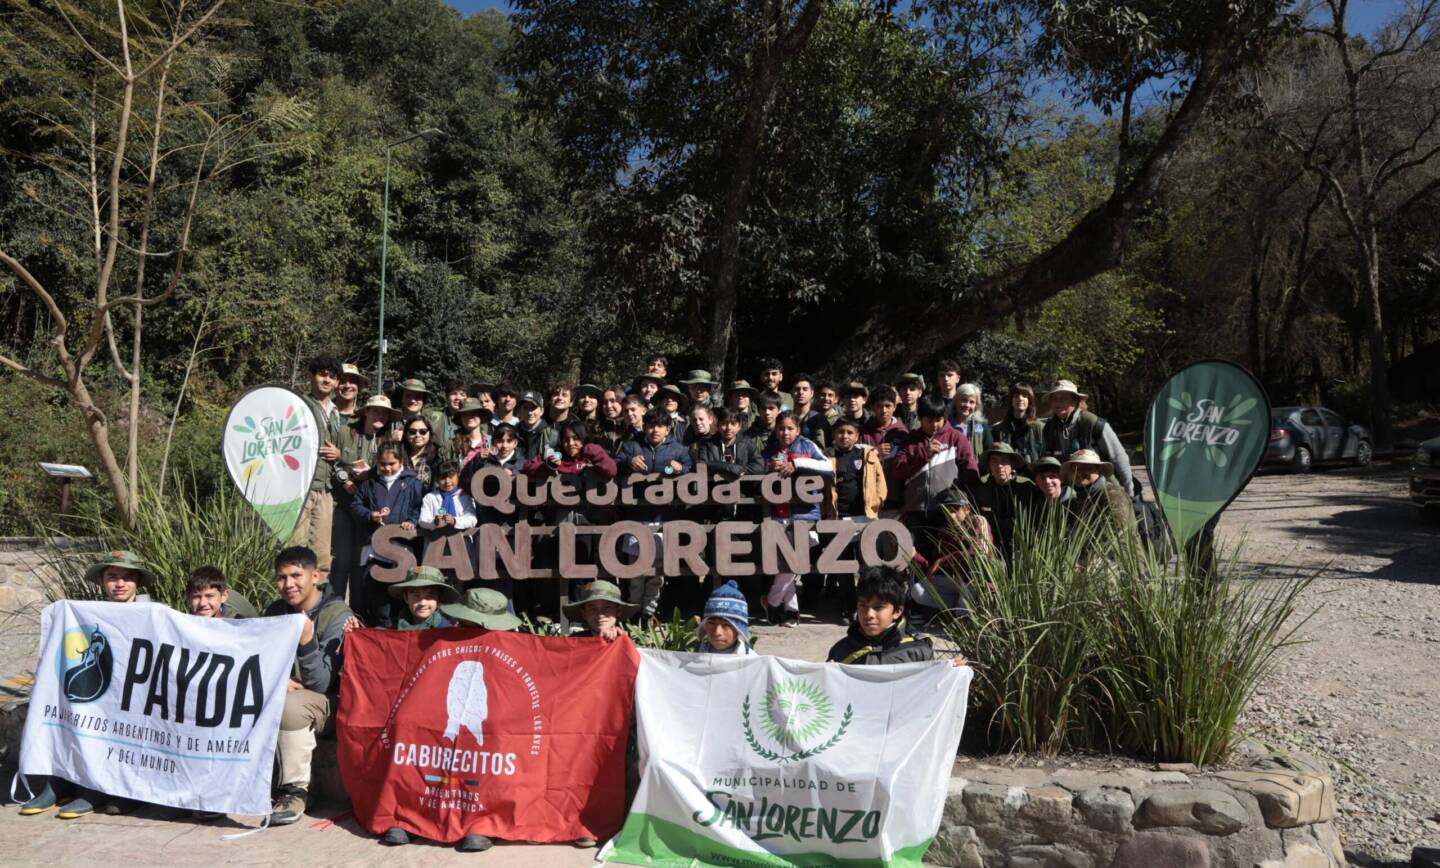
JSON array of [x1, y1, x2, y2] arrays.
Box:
[[56, 797, 97, 819], [19, 781, 57, 816], [269, 787, 308, 826], [572, 837, 598, 848], [381, 826, 411, 846], [457, 834, 493, 852]]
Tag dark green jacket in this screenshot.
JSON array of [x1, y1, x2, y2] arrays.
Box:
[[826, 618, 934, 665]]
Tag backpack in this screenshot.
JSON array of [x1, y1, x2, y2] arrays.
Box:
[[1130, 478, 1174, 562]]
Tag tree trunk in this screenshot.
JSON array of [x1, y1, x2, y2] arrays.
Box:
[[703, 0, 825, 380], [1361, 239, 1391, 444]]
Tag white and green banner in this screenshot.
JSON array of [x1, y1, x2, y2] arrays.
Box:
[[222, 384, 323, 539], [1143, 360, 1271, 549], [601, 651, 971, 867]]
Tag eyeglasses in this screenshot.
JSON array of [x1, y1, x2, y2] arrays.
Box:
[[405, 428, 430, 436]]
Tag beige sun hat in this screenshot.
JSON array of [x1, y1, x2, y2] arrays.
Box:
[[1061, 448, 1114, 481], [1045, 379, 1088, 401]]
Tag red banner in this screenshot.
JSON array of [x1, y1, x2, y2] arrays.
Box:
[[338, 628, 639, 843]]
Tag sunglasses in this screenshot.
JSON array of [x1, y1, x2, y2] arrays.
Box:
[[405, 428, 430, 436]]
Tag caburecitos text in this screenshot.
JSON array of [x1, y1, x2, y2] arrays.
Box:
[[369, 465, 913, 581]]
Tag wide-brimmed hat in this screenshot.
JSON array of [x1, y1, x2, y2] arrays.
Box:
[[517, 390, 544, 409], [574, 383, 603, 400], [84, 550, 156, 588], [679, 370, 718, 387], [631, 373, 664, 394], [1044, 379, 1088, 401], [454, 397, 490, 418], [1029, 455, 1065, 475], [562, 580, 639, 620], [700, 580, 750, 641], [839, 381, 869, 399], [357, 394, 400, 421], [1061, 448, 1114, 480], [979, 441, 1027, 469], [726, 380, 759, 401], [396, 378, 431, 396], [895, 372, 926, 390], [441, 587, 522, 631], [657, 384, 690, 408], [338, 363, 370, 385], [386, 565, 461, 602]]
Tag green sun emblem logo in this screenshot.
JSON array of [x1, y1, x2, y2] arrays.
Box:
[[743, 678, 853, 763]]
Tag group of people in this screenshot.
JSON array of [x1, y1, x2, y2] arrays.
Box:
[[288, 353, 1139, 627], [21, 546, 956, 851]]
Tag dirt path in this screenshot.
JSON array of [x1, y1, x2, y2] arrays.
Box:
[[1219, 465, 1440, 866]]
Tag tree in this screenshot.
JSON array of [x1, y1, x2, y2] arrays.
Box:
[[1259, 0, 1440, 444], [0, 0, 301, 527]]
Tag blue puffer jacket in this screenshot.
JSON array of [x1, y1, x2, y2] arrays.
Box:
[[616, 434, 695, 522], [348, 467, 425, 542]]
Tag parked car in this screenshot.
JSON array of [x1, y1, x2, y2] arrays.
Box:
[[1410, 436, 1440, 514], [1265, 407, 1372, 473]]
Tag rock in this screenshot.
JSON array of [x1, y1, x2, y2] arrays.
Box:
[[1075, 787, 1136, 834], [1007, 843, 1093, 868], [1210, 771, 1336, 828], [1158, 762, 1200, 773], [1019, 786, 1074, 824], [1118, 768, 1191, 786], [943, 777, 969, 824], [0, 564, 13, 584], [963, 783, 1025, 824], [930, 824, 984, 868], [1310, 822, 1346, 866], [1285, 842, 1333, 868], [1135, 789, 1248, 836], [1108, 830, 1210, 868]]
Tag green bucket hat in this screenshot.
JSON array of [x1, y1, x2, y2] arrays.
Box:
[[678, 369, 717, 387], [1029, 455, 1065, 475], [441, 587, 521, 631], [454, 397, 490, 418], [895, 372, 926, 390], [84, 550, 157, 588], [573, 383, 603, 400], [386, 565, 461, 603], [726, 380, 759, 401], [980, 441, 1027, 469], [562, 580, 638, 620], [396, 378, 431, 396]]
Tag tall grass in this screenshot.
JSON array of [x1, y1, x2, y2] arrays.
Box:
[[927, 504, 1310, 765], [39, 474, 282, 612]]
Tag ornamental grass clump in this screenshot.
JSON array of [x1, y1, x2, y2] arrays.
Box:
[[928, 504, 1309, 766], [39, 474, 281, 611]]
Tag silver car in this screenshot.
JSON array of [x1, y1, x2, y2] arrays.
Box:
[[1265, 406, 1373, 473], [1411, 436, 1440, 514]]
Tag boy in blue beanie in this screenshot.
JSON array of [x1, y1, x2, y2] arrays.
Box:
[[695, 580, 753, 655]]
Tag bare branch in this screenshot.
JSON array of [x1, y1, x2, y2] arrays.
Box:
[[135, 0, 227, 79], [0, 353, 68, 390], [49, 0, 125, 76]]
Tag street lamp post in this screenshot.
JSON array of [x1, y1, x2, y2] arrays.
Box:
[[376, 127, 442, 388]]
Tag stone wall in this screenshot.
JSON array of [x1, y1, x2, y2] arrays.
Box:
[[933, 749, 1345, 868]]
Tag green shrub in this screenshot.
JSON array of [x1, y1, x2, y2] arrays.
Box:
[[38, 474, 282, 612], [927, 506, 1310, 765]]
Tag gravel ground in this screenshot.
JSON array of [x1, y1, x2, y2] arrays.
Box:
[[1218, 465, 1440, 866]]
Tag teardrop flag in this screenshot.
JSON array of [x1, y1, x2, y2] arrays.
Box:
[[1144, 360, 1270, 551], [222, 384, 322, 539]]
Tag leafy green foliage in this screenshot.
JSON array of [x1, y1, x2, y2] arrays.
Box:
[[928, 506, 1309, 764], [38, 475, 282, 612]]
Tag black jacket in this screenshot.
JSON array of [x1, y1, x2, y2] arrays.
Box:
[[696, 437, 765, 479], [826, 618, 934, 665], [973, 476, 1039, 555], [992, 417, 1046, 465]]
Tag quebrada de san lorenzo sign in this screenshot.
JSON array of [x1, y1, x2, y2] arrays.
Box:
[[368, 464, 915, 581]]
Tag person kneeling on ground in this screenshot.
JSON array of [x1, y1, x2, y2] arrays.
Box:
[[827, 566, 966, 667], [20, 551, 155, 819], [185, 566, 258, 619], [564, 580, 637, 641], [264, 545, 353, 826], [695, 581, 753, 655]]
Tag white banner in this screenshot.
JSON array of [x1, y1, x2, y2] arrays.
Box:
[[601, 651, 971, 867], [223, 384, 323, 539], [20, 601, 304, 815]]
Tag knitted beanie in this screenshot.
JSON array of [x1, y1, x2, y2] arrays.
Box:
[[702, 580, 750, 639]]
